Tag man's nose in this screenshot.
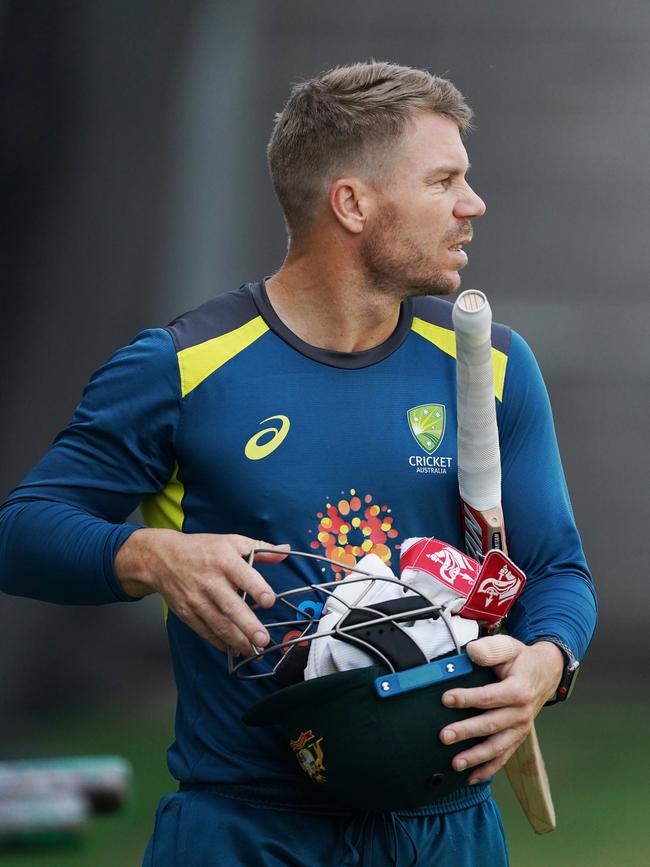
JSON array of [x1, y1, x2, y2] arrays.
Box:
[[454, 184, 486, 220]]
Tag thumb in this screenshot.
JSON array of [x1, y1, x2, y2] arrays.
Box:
[[467, 634, 518, 667]]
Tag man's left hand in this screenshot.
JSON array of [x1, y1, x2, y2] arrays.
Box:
[[439, 636, 564, 784]]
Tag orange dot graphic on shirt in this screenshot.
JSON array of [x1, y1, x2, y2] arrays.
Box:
[[332, 547, 356, 567], [282, 629, 308, 650], [310, 492, 401, 575], [374, 544, 391, 562]]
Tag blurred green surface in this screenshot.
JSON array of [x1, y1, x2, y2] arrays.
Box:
[[1, 709, 175, 867], [0, 698, 647, 866], [495, 699, 649, 867]]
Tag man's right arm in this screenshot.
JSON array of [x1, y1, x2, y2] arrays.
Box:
[[0, 328, 178, 605], [0, 329, 285, 653]]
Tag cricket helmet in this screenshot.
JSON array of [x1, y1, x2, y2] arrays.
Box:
[[231, 547, 498, 812]]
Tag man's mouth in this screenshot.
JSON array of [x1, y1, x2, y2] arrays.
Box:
[[449, 237, 471, 252]]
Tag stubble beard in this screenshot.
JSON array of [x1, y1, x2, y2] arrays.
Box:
[[359, 203, 463, 301]]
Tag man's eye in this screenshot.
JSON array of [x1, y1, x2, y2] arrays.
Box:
[[426, 176, 452, 188]]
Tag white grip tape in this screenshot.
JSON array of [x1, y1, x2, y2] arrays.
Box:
[[452, 290, 501, 511]]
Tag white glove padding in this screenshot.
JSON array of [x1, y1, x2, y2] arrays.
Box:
[[304, 553, 479, 680], [317, 554, 399, 616]]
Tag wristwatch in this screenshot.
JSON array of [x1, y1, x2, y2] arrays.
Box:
[[534, 637, 580, 705]]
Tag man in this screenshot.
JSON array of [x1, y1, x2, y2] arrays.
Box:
[[0, 62, 596, 866]]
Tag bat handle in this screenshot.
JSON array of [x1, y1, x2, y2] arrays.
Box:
[[460, 501, 506, 562]]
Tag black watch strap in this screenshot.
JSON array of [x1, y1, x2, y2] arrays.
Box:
[[534, 637, 580, 705]]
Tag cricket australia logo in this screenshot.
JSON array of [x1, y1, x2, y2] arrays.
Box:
[[407, 404, 446, 453], [290, 729, 326, 784], [407, 404, 453, 475]]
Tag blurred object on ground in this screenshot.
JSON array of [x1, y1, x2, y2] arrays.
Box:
[[0, 756, 131, 850]]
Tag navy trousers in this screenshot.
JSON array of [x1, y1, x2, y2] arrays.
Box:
[[142, 785, 509, 867]]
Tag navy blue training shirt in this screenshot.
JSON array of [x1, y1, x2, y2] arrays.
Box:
[[0, 280, 596, 801]]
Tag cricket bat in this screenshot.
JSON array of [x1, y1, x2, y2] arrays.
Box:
[[452, 289, 556, 835]]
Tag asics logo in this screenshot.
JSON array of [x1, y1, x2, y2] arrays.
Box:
[[244, 415, 290, 460]]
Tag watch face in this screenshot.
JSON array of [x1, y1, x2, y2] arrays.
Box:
[[558, 660, 580, 701]]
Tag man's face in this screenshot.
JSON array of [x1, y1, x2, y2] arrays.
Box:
[[360, 112, 486, 298]]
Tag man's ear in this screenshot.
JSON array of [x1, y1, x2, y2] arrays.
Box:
[[329, 178, 372, 234]]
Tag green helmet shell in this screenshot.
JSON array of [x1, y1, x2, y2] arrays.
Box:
[[244, 655, 496, 812]]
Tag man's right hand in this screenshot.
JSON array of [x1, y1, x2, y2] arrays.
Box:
[[114, 529, 289, 654]]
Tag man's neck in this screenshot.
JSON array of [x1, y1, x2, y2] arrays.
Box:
[[265, 249, 402, 354]]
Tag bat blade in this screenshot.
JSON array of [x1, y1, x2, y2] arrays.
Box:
[[453, 289, 556, 835], [504, 725, 556, 834]]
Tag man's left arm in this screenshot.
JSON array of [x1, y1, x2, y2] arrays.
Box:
[[439, 330, 597, 783]]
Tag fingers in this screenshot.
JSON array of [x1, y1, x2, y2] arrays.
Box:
[[231, 536, 291, 565], [164, 534, 291, 654], [442, 677, 523, 711], [440, 706, 528, 746], [253, 544, 291, 564], [457, 731, 522, 783], [201, 579, 271, 650], [192, 538, 292, 652], [442, 636, 525, 710], [189, 553, 273, 652], [466, 634, 519, 667], [173, 605, 228, 652], [437, 636, 544, 783], [175, 591, 266, 656], [225, 552, 277, 608], [467, 760, 506, 785], [439, 706, 534, 781]]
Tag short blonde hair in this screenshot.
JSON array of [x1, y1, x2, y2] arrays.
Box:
[[267, 61, 473, 238]]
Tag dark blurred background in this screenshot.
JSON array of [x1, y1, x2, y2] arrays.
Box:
[[1, 1, 648, 863]]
